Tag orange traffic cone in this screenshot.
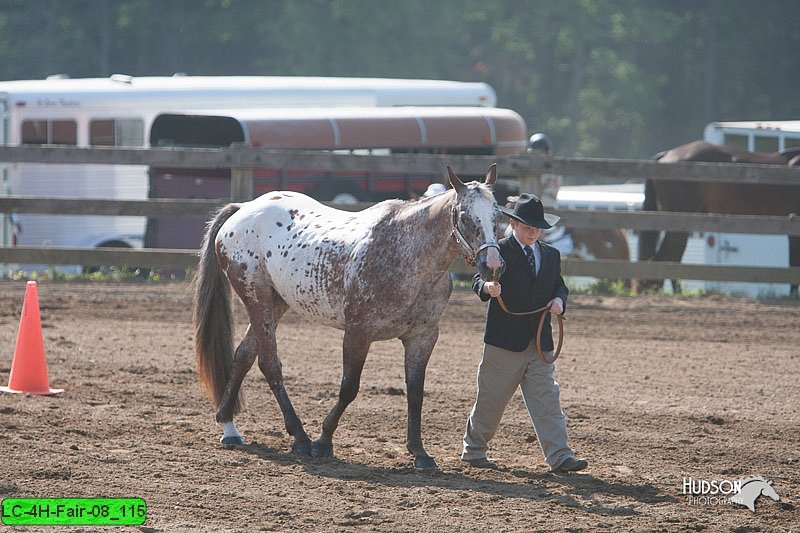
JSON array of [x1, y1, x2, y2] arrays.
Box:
[[1, 281, 63, 395]]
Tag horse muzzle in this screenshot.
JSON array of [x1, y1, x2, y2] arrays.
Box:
[[477, 244, 505, 281]]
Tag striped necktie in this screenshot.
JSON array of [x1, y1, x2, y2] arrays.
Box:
[[524, 245, 536, 276]]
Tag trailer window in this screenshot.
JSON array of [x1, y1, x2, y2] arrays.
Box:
[[21, 119, 77, 145], [90, 118, 144, 146], [22, 121, 47, 144], [785, 137, 800, 149], [754, 136, 778, 153], [722, 134, 748, 150]]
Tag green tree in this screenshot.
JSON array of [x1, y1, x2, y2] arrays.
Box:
[[1, 0, 798, 159]]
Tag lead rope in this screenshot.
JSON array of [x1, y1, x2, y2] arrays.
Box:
[[495, 294, 564, 364]]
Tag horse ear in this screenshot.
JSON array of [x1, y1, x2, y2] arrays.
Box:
[[447, 166, 467, 196], [484, 163, 498, 188]]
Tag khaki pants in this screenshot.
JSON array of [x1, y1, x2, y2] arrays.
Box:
[[462, 341, 573, 468]]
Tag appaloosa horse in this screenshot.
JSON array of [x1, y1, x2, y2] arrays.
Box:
[[193, 165, 505, 468], [638, 140, 800, 294]]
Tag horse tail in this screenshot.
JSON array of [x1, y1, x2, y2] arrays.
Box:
[[192, 203, 242, 412]]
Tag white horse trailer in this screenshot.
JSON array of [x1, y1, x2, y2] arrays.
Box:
[[704, 120, 800, 153], [0, 75, 497, 274], [702, 120, 798, 297]]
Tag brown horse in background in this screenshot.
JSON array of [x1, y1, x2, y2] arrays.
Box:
[[569, 228, 630, 262], [638, 140, 800, 294]]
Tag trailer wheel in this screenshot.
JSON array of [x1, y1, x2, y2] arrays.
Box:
[[315, 182, 366, 205]]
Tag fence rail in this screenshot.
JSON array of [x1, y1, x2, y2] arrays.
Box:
[[2, 145, 800, 185], [5, 246, 799, 285], [0, 196, 366, 217], [2, 145, 799, 286], [5, 245, 198, 270], [2, 196, 798, 236]]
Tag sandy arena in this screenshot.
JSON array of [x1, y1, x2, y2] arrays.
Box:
[[0, 281, 798, 531]]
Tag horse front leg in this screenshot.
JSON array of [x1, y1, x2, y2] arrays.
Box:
[[312, 330, 371, 459], [216, 325, 258, 446], [402, 326, 439, 469]]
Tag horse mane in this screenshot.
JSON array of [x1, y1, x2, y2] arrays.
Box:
[[364, 189, 455, 227], [739, 475, 767, 485]]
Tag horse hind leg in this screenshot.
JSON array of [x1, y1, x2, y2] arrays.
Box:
[[655, 231, 689, 294], [312, 330, 371, 459], [216, 325, 259, 446], [248, 290, 313, 456]]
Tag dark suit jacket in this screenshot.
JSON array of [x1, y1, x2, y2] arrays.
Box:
[[473, 235, 569, 352]]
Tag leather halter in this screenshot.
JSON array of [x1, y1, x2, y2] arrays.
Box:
[[450, 204, 499, 267]]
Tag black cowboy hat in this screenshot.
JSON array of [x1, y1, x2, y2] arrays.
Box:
[[499, 193, 560, 229]]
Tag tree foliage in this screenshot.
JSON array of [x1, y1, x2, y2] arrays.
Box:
[[1, 0, 798, 158]]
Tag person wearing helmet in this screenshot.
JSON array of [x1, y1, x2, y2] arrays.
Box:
[[528, 132, 551, 155], [523, 133, 559, 202], [508, 133, 571, 252]]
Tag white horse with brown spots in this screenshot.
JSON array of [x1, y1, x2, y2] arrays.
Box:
[[193, 165, 505, 468]]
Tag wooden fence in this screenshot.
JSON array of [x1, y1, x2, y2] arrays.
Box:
[[1, 145, 799, 285]]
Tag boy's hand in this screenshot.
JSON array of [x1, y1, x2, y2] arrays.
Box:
[[483, 281, 502, 298], [548, 297, 564, 315]]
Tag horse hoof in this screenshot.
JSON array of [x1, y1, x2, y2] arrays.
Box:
[[311, 440, 334, 459], [415, 456, 439, 470], [292, 440, 313, 457], [220, 435, 244, 446]]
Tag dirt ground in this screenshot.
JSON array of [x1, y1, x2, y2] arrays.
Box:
[[0, 280, 798, 532]]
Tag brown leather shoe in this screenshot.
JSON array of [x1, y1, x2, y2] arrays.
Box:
[[551, 457, 588, 473], [463, 457, 499, 469]]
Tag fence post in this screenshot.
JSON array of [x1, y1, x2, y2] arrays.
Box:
[[518, 174, 543, 196], [229, 142, 254, 201], [231, 167, 253, 201], [518, 173, 559, 208]]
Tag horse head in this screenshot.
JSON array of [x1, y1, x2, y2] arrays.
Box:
[[731, 476, 780, 512], [447, 164, 506, 281], [760, 480, 780, 502]]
